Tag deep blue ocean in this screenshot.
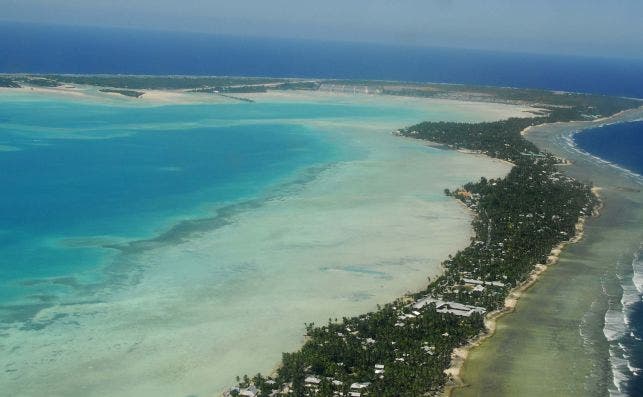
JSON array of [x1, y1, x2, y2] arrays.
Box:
[[574, 121, 643, 176], [574, 122, 643, 396], [1, 21, 643, 98]]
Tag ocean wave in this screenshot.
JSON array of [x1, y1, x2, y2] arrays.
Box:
[[619, 256, 642, 330], [621, 282, 641, 307], [609, 352, 631, 396], [632, 248, 642, 295], [627, 362, 642, 376], [606, 247, 643, 396], [604, 308, 628, 342], [609, 338, 642, 397]]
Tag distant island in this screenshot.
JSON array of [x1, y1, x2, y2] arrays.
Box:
[[1, 74, 641, 397], [2, 73, 637, 111]]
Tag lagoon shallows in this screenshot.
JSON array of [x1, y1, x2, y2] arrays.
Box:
[[0, 91, 525, 396]]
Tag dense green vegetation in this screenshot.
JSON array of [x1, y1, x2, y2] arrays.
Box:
[[228, 100, 619, 397], [190, 81, 320, 94], [274, 81, 321, 91], [432, 157, 596, 309], [402, 96, 640, 164], [405, 118, 540, 162], [98, 88, 144, 98]]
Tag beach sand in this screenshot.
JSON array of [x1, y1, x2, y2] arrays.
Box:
[[450, 106, 643, 397]]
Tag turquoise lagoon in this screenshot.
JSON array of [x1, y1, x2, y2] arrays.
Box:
[[0, 91, 525, 396], [0, 97, 349, 308]]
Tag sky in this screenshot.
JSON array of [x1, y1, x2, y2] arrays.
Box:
[[2, 0, 642, 59]]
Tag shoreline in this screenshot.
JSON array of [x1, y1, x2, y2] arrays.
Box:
[[438, 113, 608, 394], [450, 105, 643, 397], [443, 182, 603, 396]]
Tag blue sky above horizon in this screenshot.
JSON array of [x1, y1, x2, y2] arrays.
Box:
[[2, 0, 642, 59]]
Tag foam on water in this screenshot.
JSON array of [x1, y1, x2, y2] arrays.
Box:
[[604, 250, 643, 397], [610, 352, 631, 396], [633, 247, 643, 295], [604, 308, 628, 342]]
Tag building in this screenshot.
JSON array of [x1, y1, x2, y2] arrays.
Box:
[[462, 278, 506, 288], [238, 386, 259, 397], [305, 376, 321, 385], [305, 376, 321, 393], [412, 296, 486, 317], [348, 382, 370, 397]]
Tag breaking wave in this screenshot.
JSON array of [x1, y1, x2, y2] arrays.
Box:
[[606, 249, 643, 396]]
